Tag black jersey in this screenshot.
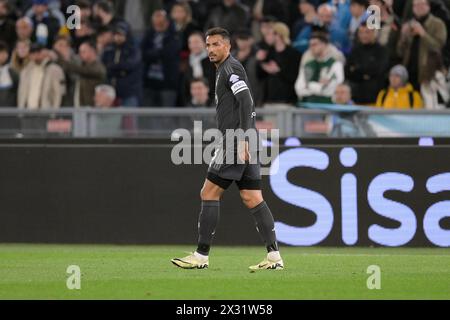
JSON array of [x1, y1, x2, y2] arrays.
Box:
[[214, 55, 258, 152]]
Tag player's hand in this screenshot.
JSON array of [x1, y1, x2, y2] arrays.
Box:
[[238, 141, 251, 163]]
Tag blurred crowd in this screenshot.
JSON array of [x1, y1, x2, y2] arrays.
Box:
[[0, 0, 449, 113]]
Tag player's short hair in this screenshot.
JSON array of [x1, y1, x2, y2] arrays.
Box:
[[206, 27, 231, 42]]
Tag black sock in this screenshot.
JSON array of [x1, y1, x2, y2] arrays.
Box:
[[197, 200, 220, 256], [250, 201, 279, 253]]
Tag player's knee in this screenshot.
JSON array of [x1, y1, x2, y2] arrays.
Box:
[[200, 186, 220, 201], [200, 188, 210, 200], [240, 191, 263, 209]]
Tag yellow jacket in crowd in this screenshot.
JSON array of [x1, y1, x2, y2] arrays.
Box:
[[375, 83, 424, 109]]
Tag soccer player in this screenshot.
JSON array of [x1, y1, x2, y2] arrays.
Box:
[[171, 27, 284, 271]]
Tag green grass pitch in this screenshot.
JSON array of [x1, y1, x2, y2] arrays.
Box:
[[0, 244, 449, 300]]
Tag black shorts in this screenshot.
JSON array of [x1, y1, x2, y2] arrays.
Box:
[[207, 151, 261, 190]]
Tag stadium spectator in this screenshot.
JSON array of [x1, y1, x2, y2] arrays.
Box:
[[188, 77, 212, 107], [58, 0, 93, 40], [298, 25, 347, 65], [332, 83, 353, 105], [295, 29, 345, 103], [233, 30, 262, 106], [250, 0, 288, 39], [10, 39, 31, 72], [94, 84, 117, 108], [96, 26, 114, 55], [0, 0, 447, 115], [70, 19, 96, 53], [328, 0, 352, 29], [255, 15, 277, 51], [92, 0, 128, 32], [0, 0, 17, 51], [55, 40, 106, 107], [27, 0, 62, 48], [52, 36, 79, 107], [375, 64, 423, 109], [257, 22, 302, 106], [251, 0, 288, 25], [331, 83, 358, 137], [397, 0, 447, 90], [369, 0, 401, 68], [255, 16, 277, 85], [15, 17, 34, 42], [205, 0, 250, 36], [420, 51, 450, 109], [112, 0, 162, 35], [291, 0, 319, 41], [26, 0, 66, 26], [18, 43, 65, 109], [345, 22, 389, 105], [176, 77, 215, 132], [75, 0, 93, 22], [293, 4, 351, 54], [0, 42, 18, 107], [171, 1, 201, 57], [293, 3, 351, 54], [402, 0, 450, 23], [102, 22, 142, 107], [401, 0, 450, 67], [182, 31, 215, 106], [348, 0, 369, 43], [93, 84, 122, 136], [141, 9, 181, 107]]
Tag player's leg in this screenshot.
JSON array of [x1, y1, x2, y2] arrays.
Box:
[[196, 177, 226, 255], [171, 176, 230, 269], [240, 189, 284, 270]]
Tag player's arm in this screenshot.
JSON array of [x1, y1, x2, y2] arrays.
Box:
[[228, 73, 253, 131], [228, 72, 254, 161]]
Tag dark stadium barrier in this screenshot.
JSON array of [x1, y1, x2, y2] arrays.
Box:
[[0, 138, 449, 247]]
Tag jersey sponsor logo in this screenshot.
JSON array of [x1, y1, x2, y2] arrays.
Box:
[[229, 74, 240, 84], [231, 80, 248, 95]]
